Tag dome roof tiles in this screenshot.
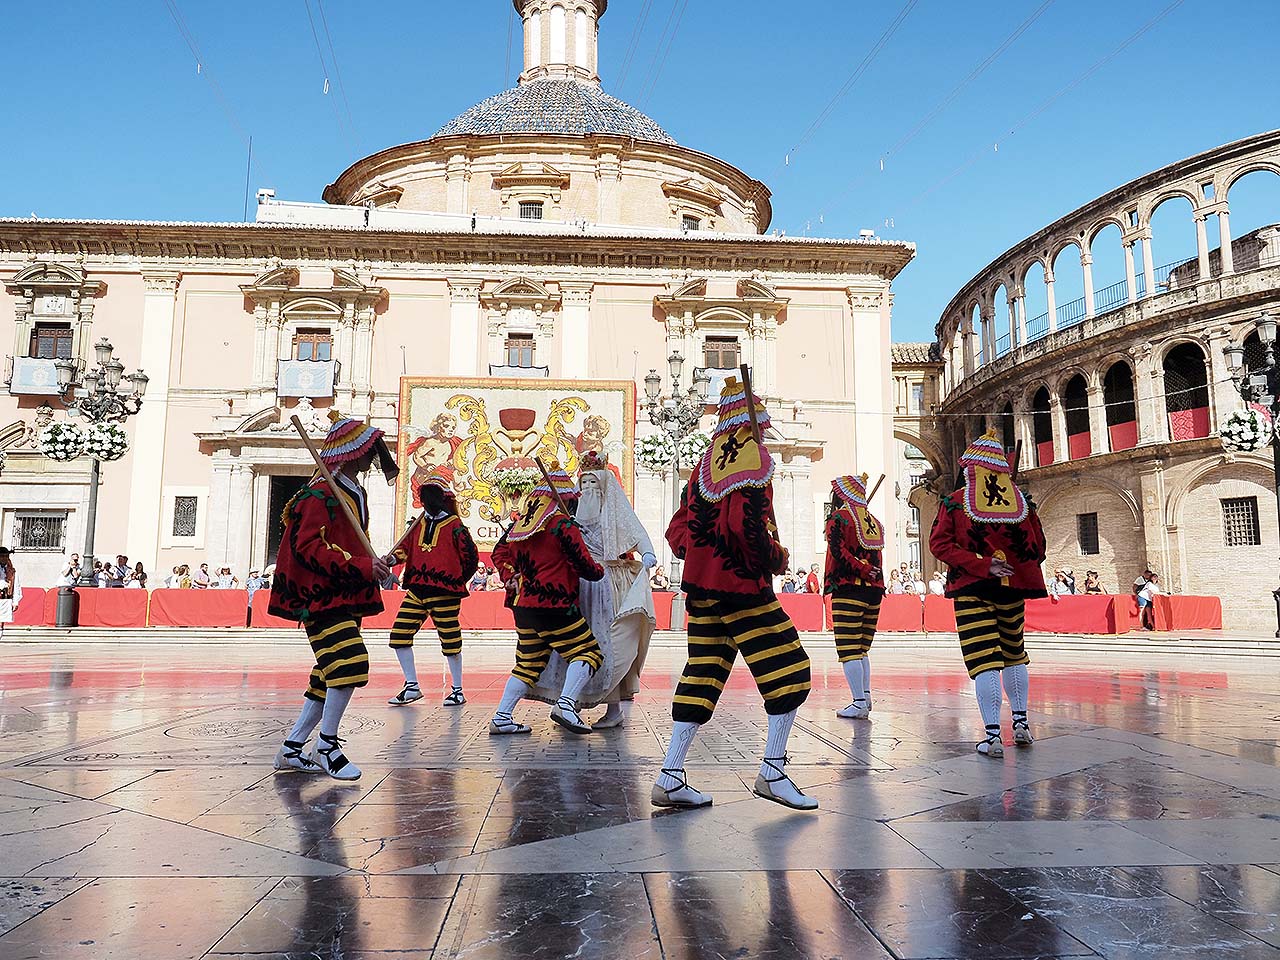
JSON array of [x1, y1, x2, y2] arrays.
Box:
[[433, 79, 675, 145]]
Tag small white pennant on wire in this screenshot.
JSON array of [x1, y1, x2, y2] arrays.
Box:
[[323, 77, 330, 94]]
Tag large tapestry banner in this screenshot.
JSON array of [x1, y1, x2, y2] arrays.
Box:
[[396, 377, 635, 547]]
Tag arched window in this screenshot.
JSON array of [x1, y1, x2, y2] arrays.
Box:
[[1090, 222, 1129, 314], [1103, 361, 1137, 451], [992, 284, 1011, 357], [1022, 262, 1049, 342], [1052, 242, 1086, 329], [1149, 195, 1199, 291], [1225, 169, 1280, 273], [1063, 375, 1090, 459], [1243, 331, 1267, 373], [575, 8, 589, 68], [999, 402, 1015, 454], [550, 5, 566, 62], [1032, 387, 1053, 467], [971, 304, 983, 368], [1164, 343, 1210, 440]]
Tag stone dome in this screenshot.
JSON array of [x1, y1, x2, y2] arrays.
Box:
[[432, 79, 676, 145]]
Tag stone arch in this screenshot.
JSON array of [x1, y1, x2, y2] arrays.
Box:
[[1225, 163, 1280, 193], [1060, 372, 1091, 460], [1034, 477, 1144, 597], [1021, 258, 1049, 342], [1147, 192, 1199, 291], [1050, 239, 1086, 328], [1030, 384, 1054, 467], [1101, 357, 1138, 450], [1165, 454, 1272, 528], [1162, 341, 1211, 440]]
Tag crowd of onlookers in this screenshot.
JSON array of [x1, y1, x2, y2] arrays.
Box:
[[54, 555, 274, 601]]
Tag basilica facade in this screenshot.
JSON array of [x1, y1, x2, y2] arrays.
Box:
[[0, 0, 913, 586]]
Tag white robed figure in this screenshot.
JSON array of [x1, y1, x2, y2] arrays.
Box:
[[529, 453, 657, 728]]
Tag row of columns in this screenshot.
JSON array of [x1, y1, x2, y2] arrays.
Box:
[[945, 202, 1240, 386]]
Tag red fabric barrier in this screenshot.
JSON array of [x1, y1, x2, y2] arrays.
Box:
[[876, 594, 924, 632], [75, 589, 148, 628], [1067, 432, 1092, 460], [924, 595, 957, 632], [652, 592, 674, 631], [1169, 407, 1210, 441], [458, 592, 516, 630], [1109, 421, 1138, 451], [250, 592, 297, 629], [13, 588, 46, 626], [148, 589, 250, 627], [362, 592, 408, 630], [1025, 594, 1120, 634], [778, 593, 824, 631], [1036, 440, 1054, 467], [1154, 595, 1222, 630]]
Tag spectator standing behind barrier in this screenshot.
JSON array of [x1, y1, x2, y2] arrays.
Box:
[[57, 554, 81, 587], [214, 567, 238, 589], [1135, 571, 1162, 630], [805, 564, 821, 594], [928, 570, 946, 595], [192, 563, 211, 589], [469, 565, 488, 592], [127, 562, 147, 589], [886, 570, 904, 594], [246, 569, 268, 603], [1083, 570, 1103, 594], [106, 555, 129, 588], [650, 566, 671, 591], [485, 567, 504, 591], [176, 564, 193, 589]]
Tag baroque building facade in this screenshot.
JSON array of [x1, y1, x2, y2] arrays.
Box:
[[932, 130, 1280, 631], [0, 0, 913, 587]]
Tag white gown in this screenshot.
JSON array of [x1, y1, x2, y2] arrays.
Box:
[[528, 469, 656, 707], [0, 567, 22, 625]]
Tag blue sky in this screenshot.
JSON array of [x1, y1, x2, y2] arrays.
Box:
[[4, 0, 1278, 342]]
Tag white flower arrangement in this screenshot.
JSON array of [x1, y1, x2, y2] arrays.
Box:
[[635, 431, 712, 473], [1221, 407, 1271, 453], [490, 466, 538, 498], [37, 421, 87, 462], [85, 422, 130, 461]]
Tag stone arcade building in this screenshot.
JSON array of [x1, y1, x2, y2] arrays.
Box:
[[0, 0, 914, 587]]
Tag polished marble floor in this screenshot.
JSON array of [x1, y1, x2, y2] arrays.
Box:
[[0, 637, 1277, 958]]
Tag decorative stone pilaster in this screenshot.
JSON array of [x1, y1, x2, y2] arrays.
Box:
[[560, 282, 593, 379], [447, 278, 483, 376]]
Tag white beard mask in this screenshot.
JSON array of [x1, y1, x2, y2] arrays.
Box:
[[576, 473, 604, 526]]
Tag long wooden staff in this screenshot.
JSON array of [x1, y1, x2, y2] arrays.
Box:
[[388, 512, 424, 558], [1010, 439, 1023, 482], [291, 416, 379, 560], [738, 363, 764, 447], [534, 456, 573, 516], [867, 473, 886, 501]]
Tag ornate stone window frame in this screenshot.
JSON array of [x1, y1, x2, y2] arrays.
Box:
[[160, 484, 208, 550], [480, 277, 561, 373], [662, 178, 724, 231], [492, 162, 570, 220], [4, 261, 106, 367]]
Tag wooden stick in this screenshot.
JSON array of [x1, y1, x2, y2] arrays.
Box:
[[534, 457, 572, 516], [867, 473, 886, 501], [388, 512, 424, 558], [290, 416, 379, 560], [738, 363, 764, 447], [1010, 439, 1023, 482]]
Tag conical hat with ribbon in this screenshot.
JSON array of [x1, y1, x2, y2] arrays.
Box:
[[319, 409, 385, 469], [832, 473, 886, 550], [959, 431, 1028, 523], [695, 376, 774, 502], [506, 459, 578, 542], [417, 464, 456, 500]]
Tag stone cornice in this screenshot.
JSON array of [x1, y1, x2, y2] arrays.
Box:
[[0, 220, 915, 281]]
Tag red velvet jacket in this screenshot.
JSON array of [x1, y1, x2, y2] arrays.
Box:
[[666, 480, 789, 600], [491, 515, 604, 610], [928, 490, 1047, 601], [268, 475, 383, 623], [823, 509, 886, 598], [392, 513, 478, 597]]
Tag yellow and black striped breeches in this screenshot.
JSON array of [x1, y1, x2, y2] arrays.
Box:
[[830, 593, 881, 662], [303, 617, 370, 702], [672, 596, 811, 724], [954, 595, 1031, 678], [511, 608, 604, 686], [390, 590, 463, 656]]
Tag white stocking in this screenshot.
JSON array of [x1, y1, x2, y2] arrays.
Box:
[[656, 720, 700, 789], [974, 669, 1003, 734], [841, 658, 866, 704], [286, 697, 323, 743], [318, 686, 354, 739], [394, 646, 417, 685], [494, 675, 530, 720], [601, 702, 623, 722], [863, 654, 872, 706], [560, 660, 595, 705], [760, 708, 798, 778], [1003, 663, 1029, 716], [445, 653, 463, 689]]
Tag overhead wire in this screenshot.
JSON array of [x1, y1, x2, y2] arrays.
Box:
[[897, 0, 1188, 216], [316, 0, 359, 144], [636, 0, 690, 109], [615, 0, 656, 93], [302, 0, 353, 148]]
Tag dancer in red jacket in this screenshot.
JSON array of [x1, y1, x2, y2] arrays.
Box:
[[489, 460, 605, 735], [929, 431, 1046, 758], [824, 473, 886, 719], [655, 377, 816, 812], [269, 410, 398, 781], [387, 465, 479, 708]]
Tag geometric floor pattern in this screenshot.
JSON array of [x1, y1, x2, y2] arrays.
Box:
[[0, 637, 1278, 958]]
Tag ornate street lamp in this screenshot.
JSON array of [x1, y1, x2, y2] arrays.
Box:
[[1223, 312, 1280, 636], [643, 352, 710, 584], [52, 338, 148, 588]]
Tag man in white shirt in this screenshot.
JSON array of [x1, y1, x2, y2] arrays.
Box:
[[928, 571, 946, 596], [56, 554, 81, 587]]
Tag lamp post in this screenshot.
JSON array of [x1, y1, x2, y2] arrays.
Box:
[[643, 352, 710, 584], [1223, 311, 1280, 636], [53, 338, 148, 588]]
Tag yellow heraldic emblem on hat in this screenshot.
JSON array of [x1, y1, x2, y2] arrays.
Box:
[[832, 473, 886, 550], [506, 459, 577, 542], [959, 431, 1028, 524], [696, 377, 775, 502]]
